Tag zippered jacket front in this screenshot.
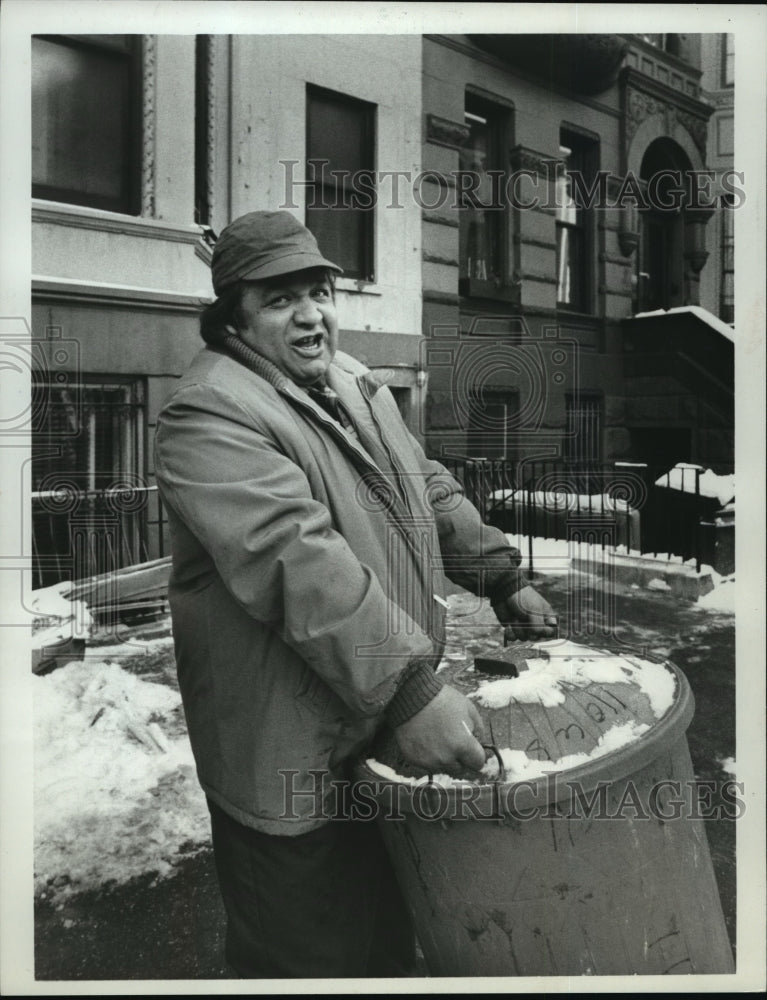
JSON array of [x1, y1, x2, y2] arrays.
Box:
[[154, 344, 523, 834]]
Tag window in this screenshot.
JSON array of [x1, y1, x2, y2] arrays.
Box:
[[637, 34, 681, 56], [459, 93, 512, 298], [32, 35, 140, 213], [467, 389, 520, 460], [556, 130, 598, 313], [195, 35, 213, 227], [720, 196, 734, 324], [31, 377, 147, 586], [305, 86, 375, 281], [722, 34, 734, 87], [564, 394, 603, 466]]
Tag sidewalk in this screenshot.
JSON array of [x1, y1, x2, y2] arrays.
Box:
[[33, 565, 736, 982]]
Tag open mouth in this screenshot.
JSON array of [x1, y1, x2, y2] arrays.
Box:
[[292, 333, 325, 356]]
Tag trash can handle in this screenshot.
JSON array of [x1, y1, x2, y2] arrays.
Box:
[[483, 743, 506, 783], [425, 744, 506, 788]]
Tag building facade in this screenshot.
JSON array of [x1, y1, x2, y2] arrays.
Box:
[[420, 33, 735, 474], [30, 31, 735, 587], [30, 33, 425, 585]]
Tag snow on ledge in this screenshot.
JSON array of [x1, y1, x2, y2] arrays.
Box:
[[633, 305, 735, 343], [654, 464, 735, 506]]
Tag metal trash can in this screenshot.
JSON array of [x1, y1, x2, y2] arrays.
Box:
[[356, 641, 734, 976]]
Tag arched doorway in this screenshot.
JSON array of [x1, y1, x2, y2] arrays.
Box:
[[637, 138, 692, 312]]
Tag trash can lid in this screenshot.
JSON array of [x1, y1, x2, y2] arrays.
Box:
[[368, 640, 690, 789]]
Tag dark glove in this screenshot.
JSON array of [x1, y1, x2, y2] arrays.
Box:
[[490, 579, 558, 641]]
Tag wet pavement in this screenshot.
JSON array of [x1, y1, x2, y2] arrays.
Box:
[[34, 570, 736, 982]]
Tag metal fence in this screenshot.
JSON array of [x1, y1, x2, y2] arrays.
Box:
[[441, 457, 716, 573], [31, 484, 168, 590], [29, 460, 722, 589]]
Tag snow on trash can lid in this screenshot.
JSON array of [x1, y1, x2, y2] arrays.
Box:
[[368, 640, 683, 787]]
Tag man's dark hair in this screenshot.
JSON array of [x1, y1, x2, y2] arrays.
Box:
[[199, 270, 336, 345], [199, 283, 245, 346]]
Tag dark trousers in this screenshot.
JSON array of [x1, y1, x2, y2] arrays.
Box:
[[207, 799, 417, 979]]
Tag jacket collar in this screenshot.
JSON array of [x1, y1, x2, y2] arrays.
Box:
[[217, 335, 416, 522], [218, 335, 386, 471]]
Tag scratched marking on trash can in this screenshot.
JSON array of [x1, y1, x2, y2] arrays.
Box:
[[355, 643, 735, 976]]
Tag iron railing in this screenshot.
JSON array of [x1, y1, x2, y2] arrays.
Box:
[[442, 457, 714, 573], [30, 461, 723, 590], [31, 484, 167, 589]]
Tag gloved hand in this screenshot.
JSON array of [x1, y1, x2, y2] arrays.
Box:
[[492, 583, 558, 641], [393, 685, 487, 775]]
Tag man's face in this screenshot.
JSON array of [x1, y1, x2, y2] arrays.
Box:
[[237, 268, 338, 386]]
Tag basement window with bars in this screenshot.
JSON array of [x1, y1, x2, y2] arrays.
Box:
[[564, 394, 603, 466], [31, 376, 147, 586]]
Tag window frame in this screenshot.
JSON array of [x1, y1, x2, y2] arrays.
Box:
[[305, 83, 376, 283], [31, 34, 142, 215], [194, 34, 213, 228], [563, 392, 604, 467], [467, 387, 522, 460], [719, 195, 734, 325], [721, 33, 734, 87], [556, 126, 599, 316], [458, 90, 517, 304]]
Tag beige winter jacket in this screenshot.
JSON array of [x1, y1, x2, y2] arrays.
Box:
[[154, 343, 522, 833]]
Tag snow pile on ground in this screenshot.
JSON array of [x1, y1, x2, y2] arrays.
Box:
[[695, 573, 735, 614], [719, 757, 736, 777], [29, 581, 93, 650], [655, 464, 735, 506], [34, 659, 209, 903]]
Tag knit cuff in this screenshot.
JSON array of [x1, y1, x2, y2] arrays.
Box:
[[384, 658, 445, 729], [488, 569, 525, 611]]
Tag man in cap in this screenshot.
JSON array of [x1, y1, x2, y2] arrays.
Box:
[[154, 210, 557, 978]]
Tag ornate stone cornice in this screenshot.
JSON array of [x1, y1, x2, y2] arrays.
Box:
[[510, 146, 561, 178], [141, 35, 157, 218], [426, 114, 470, 150], [701, 88, 735, 111], [621, 67, 714, 160]]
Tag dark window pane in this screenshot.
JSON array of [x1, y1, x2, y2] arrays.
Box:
[[305, 203, 367, 277], [195, 35, 212, 226], [32, 36, 137, 212], [459, 98, 503, 285], [307, 97, 369, 175], [720, 196, 734, 323], [467, 390, 520, 459], [306, 86, 375, 280], [556, 133, 596, 312], [565, 395, 602, 465], [31, 377, 147, 585]]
